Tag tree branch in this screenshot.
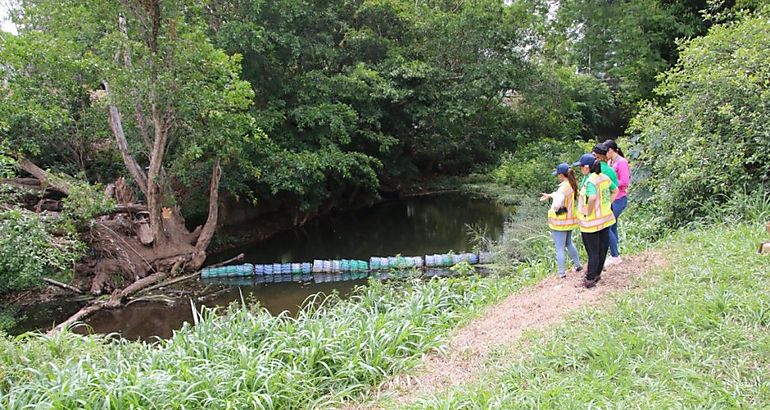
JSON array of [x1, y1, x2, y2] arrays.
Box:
[[17, 159, 71, 195], [104, 81, 149, 197]]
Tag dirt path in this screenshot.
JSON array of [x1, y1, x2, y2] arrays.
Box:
[[353, 250, 667, 408]]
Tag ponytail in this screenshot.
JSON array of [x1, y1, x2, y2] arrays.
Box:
[[605, 139, 625, 158], [590, 161, 602, 174], [566, 168, 579, 200]]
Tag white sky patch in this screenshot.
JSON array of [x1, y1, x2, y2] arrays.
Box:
[[1, 2, 18, 35]]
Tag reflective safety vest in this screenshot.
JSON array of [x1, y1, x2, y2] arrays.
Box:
[[578, 173, 616, 233], [547, 181, 577, 231]]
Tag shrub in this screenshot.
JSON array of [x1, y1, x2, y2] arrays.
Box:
[[628, 10, 770, 227], [0, 209, 83, 294], [491, 138, 585, 195]]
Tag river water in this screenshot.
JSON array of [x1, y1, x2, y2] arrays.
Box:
[[15, 193, 510, 340]]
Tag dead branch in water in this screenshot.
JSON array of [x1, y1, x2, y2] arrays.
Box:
[[209, 253, 244, 268], [47, 303, 106, 335], [42, 278, 84, 294], [48, 258, 186, 335], [138, 271, 200, 295]]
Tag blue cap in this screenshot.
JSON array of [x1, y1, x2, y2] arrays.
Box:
[[552, 162, 571, 176], [573, 153, 596, 167]]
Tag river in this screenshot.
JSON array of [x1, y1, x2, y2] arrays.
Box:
[[13, 193, 510, 340]]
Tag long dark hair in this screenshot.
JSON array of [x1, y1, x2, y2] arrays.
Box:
[[604, 139, 624, 158], [566, 168, 579, 200], [590, 160, 602, 174]]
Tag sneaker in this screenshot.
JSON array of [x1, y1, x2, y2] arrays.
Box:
[[558, 272, 567, 279], [575, 265, 583, 272], [606, 256, 622, 265]]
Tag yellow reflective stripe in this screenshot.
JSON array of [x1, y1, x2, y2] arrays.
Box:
[[548, 181, 577, 230], [579, 213, 615, 228]]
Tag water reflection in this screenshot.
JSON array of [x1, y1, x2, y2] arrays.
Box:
[[211, 193, 511, 263]]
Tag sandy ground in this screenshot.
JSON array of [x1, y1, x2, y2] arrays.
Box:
[[348, 250, 667, 409]]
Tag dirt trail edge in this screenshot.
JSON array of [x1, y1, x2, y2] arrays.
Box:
[[355, 250, 667, 408]]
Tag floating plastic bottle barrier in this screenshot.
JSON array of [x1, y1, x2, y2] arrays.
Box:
[[202, 251, 486, 281]]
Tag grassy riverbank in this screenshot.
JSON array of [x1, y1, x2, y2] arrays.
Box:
[[0, 267, 551, 409], [2, 196, 768, 409], [404, 222, 770, 408]]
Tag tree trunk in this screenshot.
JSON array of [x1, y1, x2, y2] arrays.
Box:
[[104, 81, 149, 197], [118, 13, 153, 151], [195, 158, 221, 252]]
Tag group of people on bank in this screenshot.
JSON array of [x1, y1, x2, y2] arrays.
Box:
[[540, 140, 630, 288]]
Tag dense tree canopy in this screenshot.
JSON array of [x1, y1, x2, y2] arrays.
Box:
[[203, 0, 615, 211], [545, 0, 761, 128]]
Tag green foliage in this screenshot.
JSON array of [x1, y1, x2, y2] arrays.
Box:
[[2, 0, 260, 218], [204, 0, 613, 211], [60, 181, 115, 222], [409, 223, 770, 408], [629, 10, 770, 227], [0, 274, 530, 409], [0, 209, 84, 294], [549, 0, 719, 113], [0, 305, 22, 333], [0, 143, 16, 179], [490, 139, 585, 195]]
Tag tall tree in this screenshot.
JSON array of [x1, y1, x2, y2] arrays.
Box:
[[1, 0, 257, 293]]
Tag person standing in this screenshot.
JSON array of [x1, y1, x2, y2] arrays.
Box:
[[574, 154, 618, 288], [540, 163, 583, 278], [605, 139, 630, 265], [591, 143, 618, 192]]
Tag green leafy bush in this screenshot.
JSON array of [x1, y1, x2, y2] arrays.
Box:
[[491, 138, 585, 194], [629, 10, 770, 227], [0, 209, 84, 294], [60, 180, 115, 222]]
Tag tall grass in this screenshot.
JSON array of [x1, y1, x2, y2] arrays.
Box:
[[408, 223, 770, 408], [0, 274, 529, 409]]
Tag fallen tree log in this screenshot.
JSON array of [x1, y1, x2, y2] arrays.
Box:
[[48, 258, 187, 335], [105, 257, 184, 308], [105, 203, 148, 215], [48, 303, 106, 335], [209, 253, 244, 268], [17, 159, 71, 195]]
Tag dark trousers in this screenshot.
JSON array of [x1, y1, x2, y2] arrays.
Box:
[[581, 227, 610, 282]]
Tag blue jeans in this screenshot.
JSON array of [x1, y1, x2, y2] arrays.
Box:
[[609, 196, 628, 257], [550, 230, 582, 275]]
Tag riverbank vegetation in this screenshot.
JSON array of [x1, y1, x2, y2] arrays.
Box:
[[0, 273, 539, 408], [1, 0, 770, 408]]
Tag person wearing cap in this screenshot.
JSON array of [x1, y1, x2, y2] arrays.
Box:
[[573, 153, 618, 288], [540, 163, 583, 278], [604, 139, 630, 265]]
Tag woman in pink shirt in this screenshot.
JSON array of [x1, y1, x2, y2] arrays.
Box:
[[605, 140, 629, 264]]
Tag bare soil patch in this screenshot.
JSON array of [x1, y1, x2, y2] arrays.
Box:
[[353, 250, 667, 408]]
